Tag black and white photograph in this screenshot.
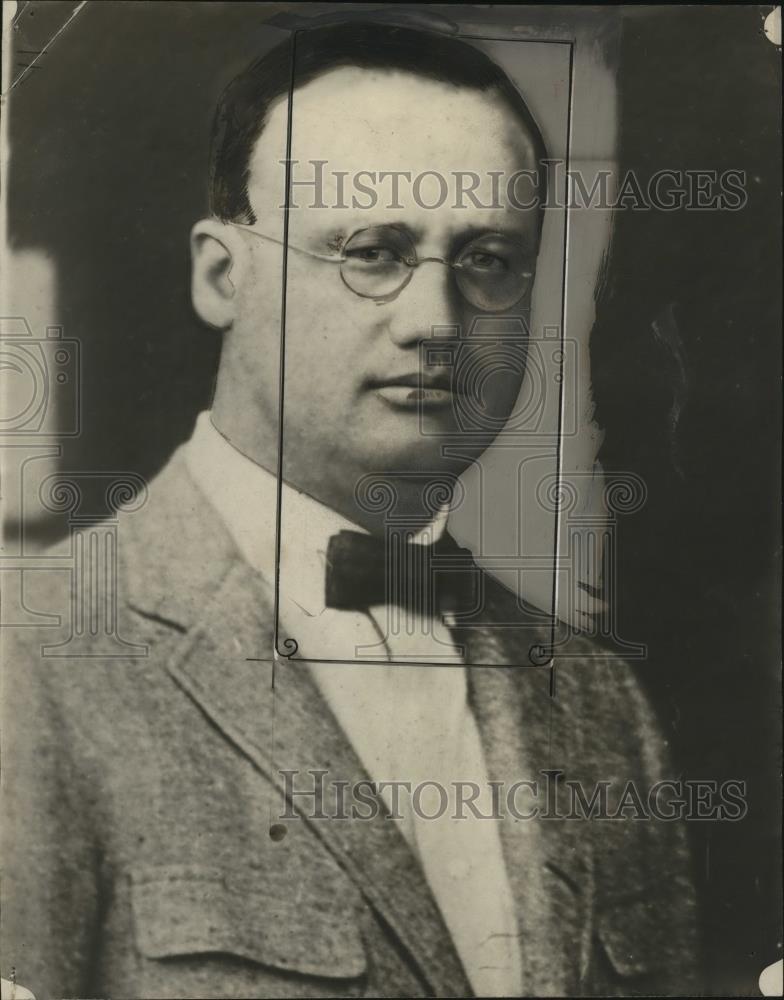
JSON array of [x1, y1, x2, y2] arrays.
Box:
[[0, 4, 781, 998]]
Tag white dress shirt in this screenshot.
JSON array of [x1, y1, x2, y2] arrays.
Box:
[[184, 411, 523, 997]]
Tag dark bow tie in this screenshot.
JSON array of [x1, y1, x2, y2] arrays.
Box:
[[325, 529, 478, 616]]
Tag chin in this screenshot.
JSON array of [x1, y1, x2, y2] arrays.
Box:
[[354, 433, 469, 478]]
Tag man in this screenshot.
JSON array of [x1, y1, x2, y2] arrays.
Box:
[[1, 22, 698, 998]]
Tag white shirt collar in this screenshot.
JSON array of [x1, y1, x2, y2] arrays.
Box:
[[183, 410, 449, 616]]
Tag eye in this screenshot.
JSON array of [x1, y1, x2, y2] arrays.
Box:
[[463, 250, 508, 272], [345, 245, 402, 264]]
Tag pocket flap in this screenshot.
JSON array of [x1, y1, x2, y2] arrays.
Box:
[[131, 864, 367, 979]]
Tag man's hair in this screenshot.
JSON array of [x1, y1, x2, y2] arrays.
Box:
[[209, 21, 549, 224]]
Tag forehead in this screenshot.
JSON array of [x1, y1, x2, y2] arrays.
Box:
[[248, 66, 540, 239]]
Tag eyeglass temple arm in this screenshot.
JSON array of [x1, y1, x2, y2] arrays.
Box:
[[225, 222, 340, 263]]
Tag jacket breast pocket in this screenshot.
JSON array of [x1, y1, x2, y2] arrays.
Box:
[[129, 863, 368, 999]]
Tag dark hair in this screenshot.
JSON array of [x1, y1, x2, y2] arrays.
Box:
[[209, 21, 549, 224]]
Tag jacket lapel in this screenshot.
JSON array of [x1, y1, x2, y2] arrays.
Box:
[[464, 580, 595, 996], [122, 451, 471, 998]]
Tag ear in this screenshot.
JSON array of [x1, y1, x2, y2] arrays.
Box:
[[190, 219, 238, 330]]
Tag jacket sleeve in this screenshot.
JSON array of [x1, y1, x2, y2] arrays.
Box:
[[1, 630, 102, 1000]]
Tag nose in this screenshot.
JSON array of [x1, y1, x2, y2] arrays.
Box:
[[383, 260, 463, 349]]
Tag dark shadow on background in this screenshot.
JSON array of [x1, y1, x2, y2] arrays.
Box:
[[591, 7, 782, 994], [8, 2, 290, 528]]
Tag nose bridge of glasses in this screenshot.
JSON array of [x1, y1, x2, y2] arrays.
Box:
[[413, 254, 454, 269]]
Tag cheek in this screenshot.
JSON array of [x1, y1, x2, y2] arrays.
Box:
[[235, 261, 283, 354], [284, 275, 375, 379], [458, 336, 529, 418], [484, 370, 526, 423], [285, 258, 343, 337], [282, 309, 372, 418]]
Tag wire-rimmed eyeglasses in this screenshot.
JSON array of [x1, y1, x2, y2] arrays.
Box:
[[228, 222, 536, 311]]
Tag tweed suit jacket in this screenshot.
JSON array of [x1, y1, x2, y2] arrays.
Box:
[[1, 448, 700, 999]]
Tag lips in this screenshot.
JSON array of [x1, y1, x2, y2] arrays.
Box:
[[374, 371, 451, 390], [369, 371, 458, 411]]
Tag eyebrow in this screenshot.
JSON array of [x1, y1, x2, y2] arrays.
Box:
[[450, 223, 537, 253], [320, 221, 537, 254], [322, 221, 424, 249]]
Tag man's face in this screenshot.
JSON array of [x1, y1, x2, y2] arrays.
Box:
[[230, 67, 541, 486]]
